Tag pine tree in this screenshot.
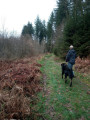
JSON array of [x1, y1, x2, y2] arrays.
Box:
[[21, 22, 34, 36], [64, 0, 90, 57], [46, 0, 90, 57], [46, 12, 55, 52], [35, 16, 46, 44], [55, 0, 68, 26]]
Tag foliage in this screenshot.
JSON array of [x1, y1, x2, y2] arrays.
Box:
[[20, 0, 90, 57], [0, 35, 45, 59], [55, 0, 68, 26], [34, 16, 47, 44], [46, 12, 55, 52], [75, 56, 90, 75], [0, 56, 43, 119], [64, 13, 90, 57], [21, 22, 34, 36], [46, 0, 90, 58]]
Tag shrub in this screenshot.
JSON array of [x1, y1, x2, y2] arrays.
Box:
[[0, 35, 45, 59]]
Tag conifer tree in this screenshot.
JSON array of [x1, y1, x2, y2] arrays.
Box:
[[35, 16, 46, 44], [22, 22, 34, 36], [55, 0, 68, 26], [46, 0, 90, 57], [46, 12, 55, 52]]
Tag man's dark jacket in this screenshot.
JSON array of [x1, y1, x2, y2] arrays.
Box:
[[66, 49, 77, 65]]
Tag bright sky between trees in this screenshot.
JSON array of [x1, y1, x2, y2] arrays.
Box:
[[0, 0, 57, 35]]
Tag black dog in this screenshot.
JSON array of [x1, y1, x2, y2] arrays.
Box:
[[61, 63, 73, 87]]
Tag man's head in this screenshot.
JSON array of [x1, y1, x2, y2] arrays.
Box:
[[69, 45, 73, 49]]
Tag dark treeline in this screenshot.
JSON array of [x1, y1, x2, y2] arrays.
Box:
[[22, 16, 46, 44], [22, 0, 90, 58]]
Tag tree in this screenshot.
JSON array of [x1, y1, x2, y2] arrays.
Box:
[[35, 16, 46, 44], [22, 22, 34, 36], [63, 0, 90, 57], [46, 12, 55, 52], [55, 0, 68, 26], [46, 0, 90, 58]]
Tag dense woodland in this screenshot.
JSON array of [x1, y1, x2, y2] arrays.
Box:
[[22, 0, 90, 58]]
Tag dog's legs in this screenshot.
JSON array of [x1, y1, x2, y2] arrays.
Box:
[[70, 79, 72, 87], [62, 73, 63, 79], [68, 69, 73, 87], [65, 73, 67, 83], [62, 71, 64, 79]]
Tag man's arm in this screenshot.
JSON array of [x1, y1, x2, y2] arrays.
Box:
[[66, 50, 71, 62]]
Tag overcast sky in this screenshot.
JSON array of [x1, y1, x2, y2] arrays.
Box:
[[0, 0, 57, 35]]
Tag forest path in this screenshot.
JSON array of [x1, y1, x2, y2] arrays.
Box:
[[35, 54, 90, 120]]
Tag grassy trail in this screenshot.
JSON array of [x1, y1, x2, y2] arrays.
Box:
[[33, 54, 90, 120]]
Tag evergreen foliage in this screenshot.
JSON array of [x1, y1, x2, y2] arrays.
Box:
[[55, 0, 68, 26], [21, 0, 90, 58], [21, 22, 34, 36], [46, 12, 55, 52], [46, 0, 90, 58], [63, 0, 90, 58], [35, 16, 46, 44]]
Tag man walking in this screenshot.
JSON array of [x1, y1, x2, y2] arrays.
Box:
[[66, 45, 77, 78]]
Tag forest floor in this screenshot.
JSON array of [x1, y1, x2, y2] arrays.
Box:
[[32, 54, 90, 120]]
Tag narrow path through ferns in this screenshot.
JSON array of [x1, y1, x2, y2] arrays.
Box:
[[32, 54, 90, 120]]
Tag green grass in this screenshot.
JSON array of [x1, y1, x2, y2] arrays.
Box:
[[32, 54, 90, 120]]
